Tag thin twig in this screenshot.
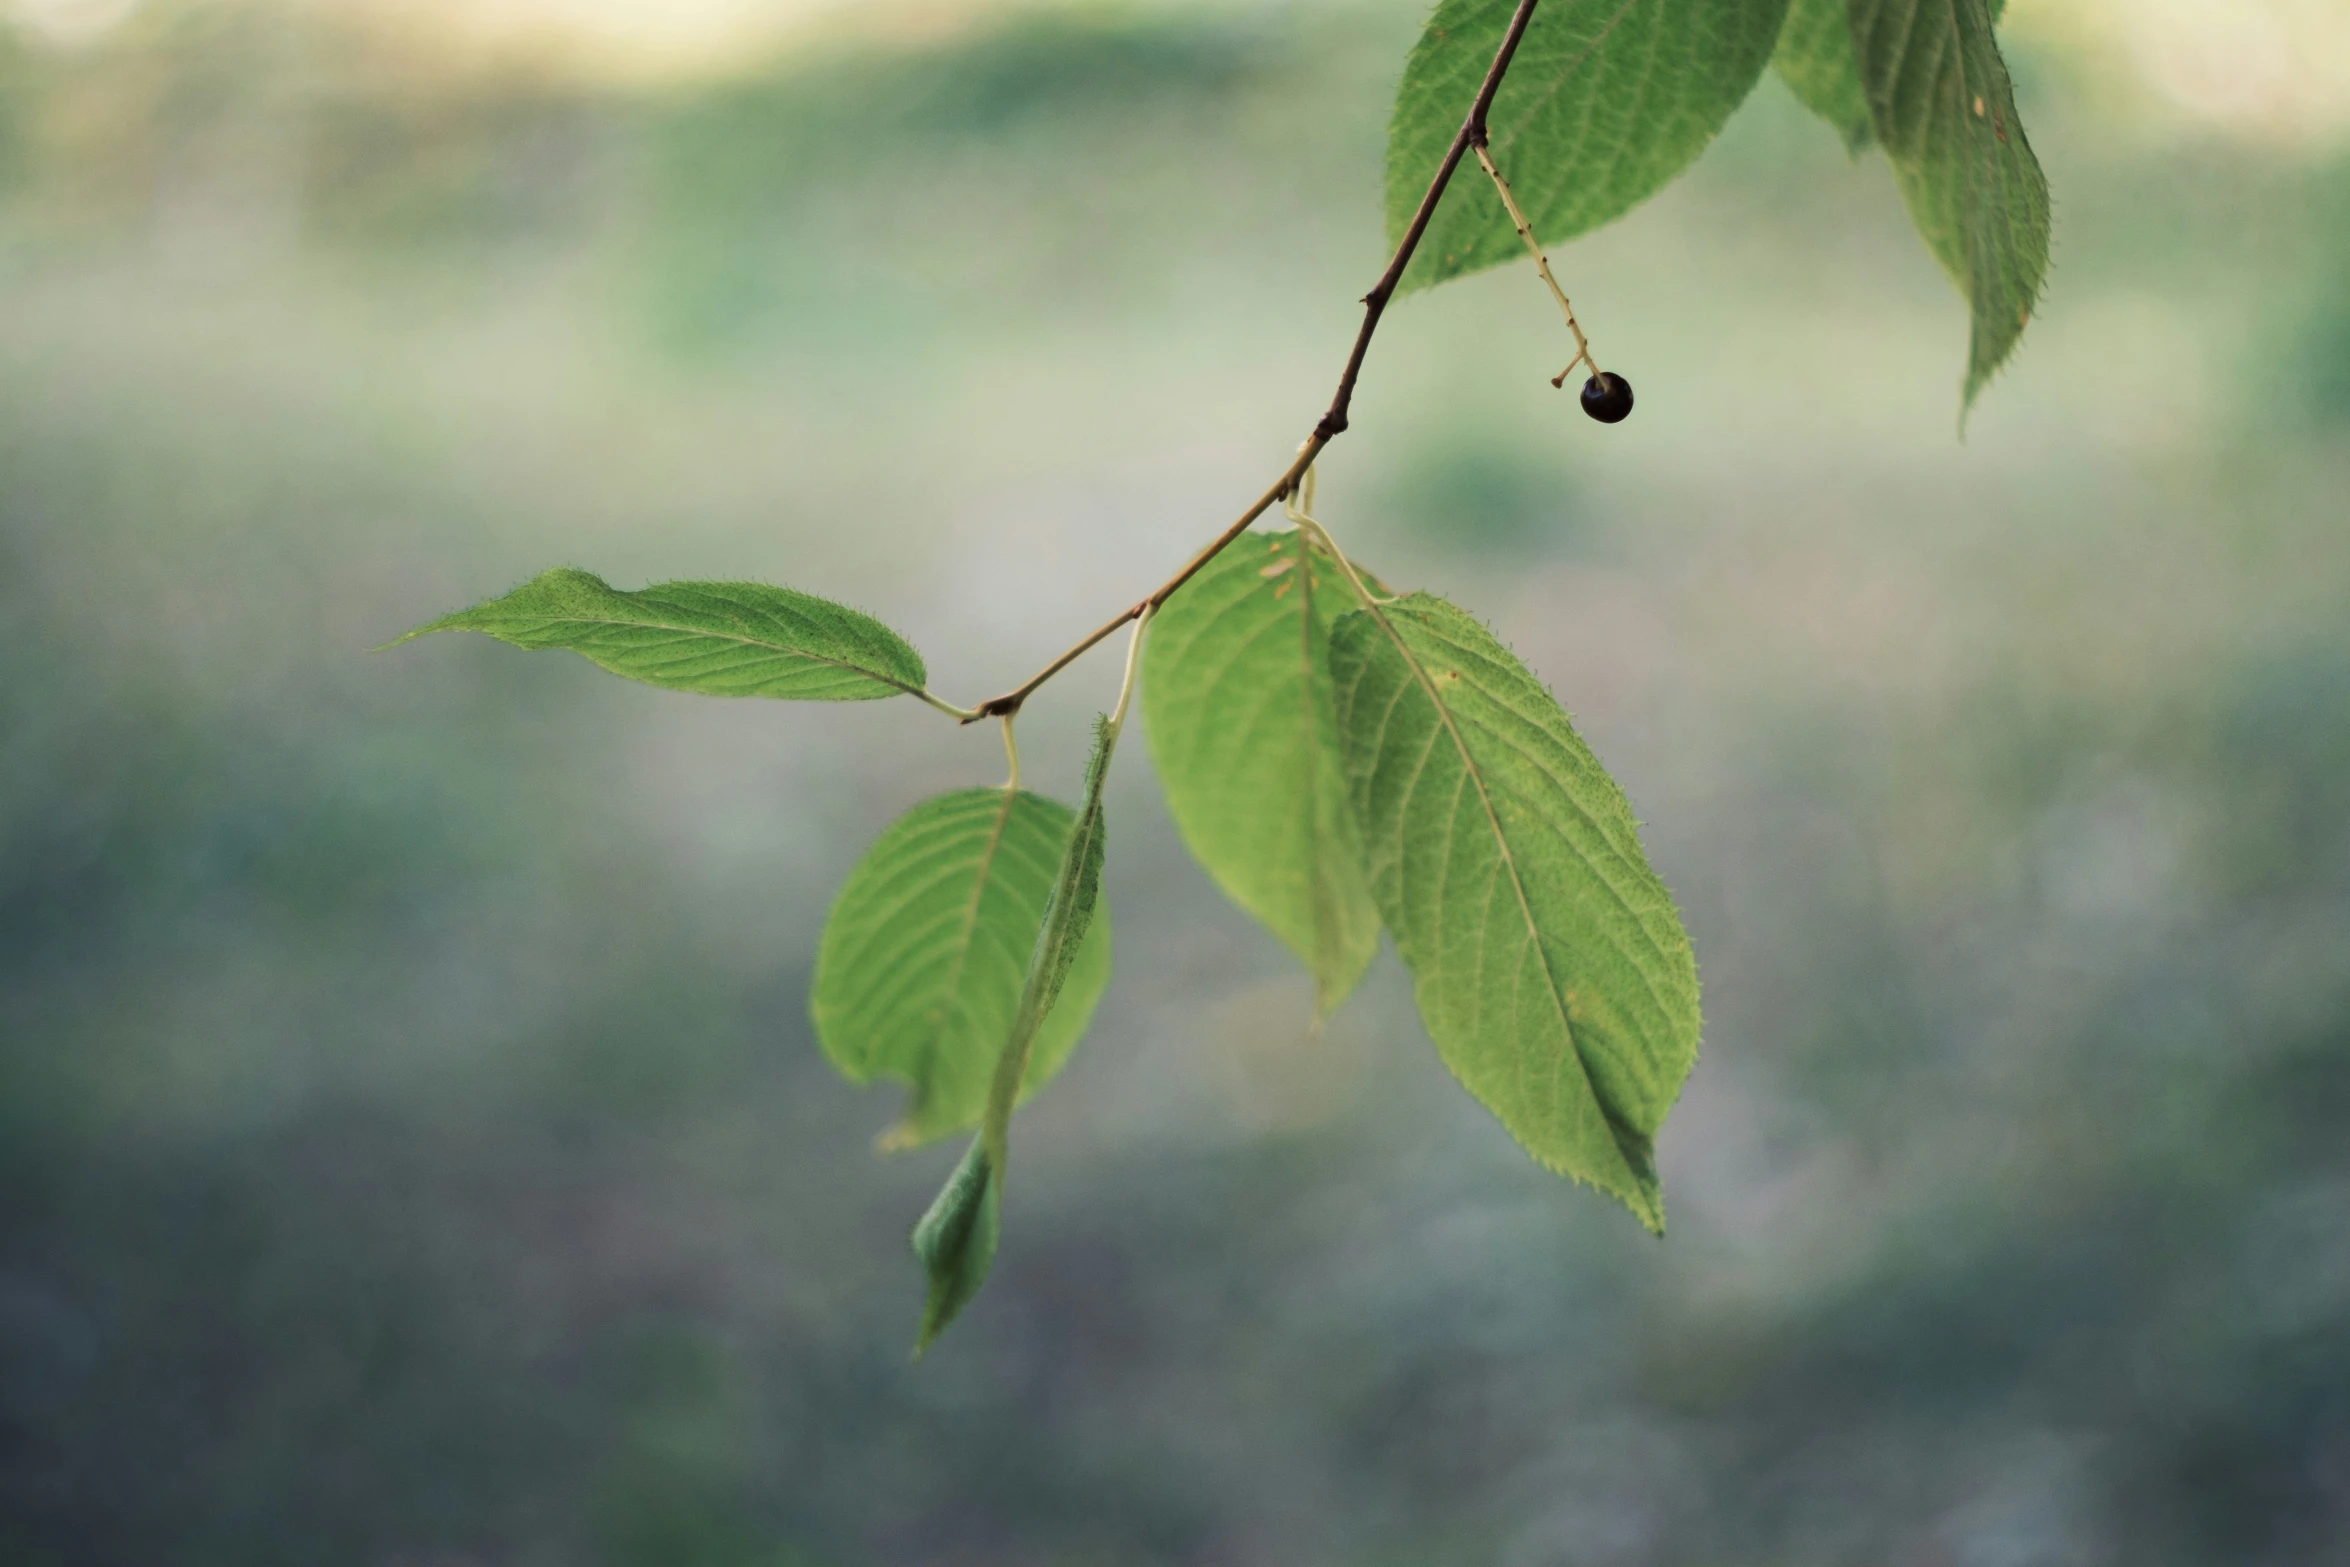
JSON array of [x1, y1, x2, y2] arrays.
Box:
[[1316, 0, 1548, 442], [969, 441, 1324, 721], [966, 0, 1546, 723], [1469, 139, 1600, 388], [999, 714, 1020, 793]]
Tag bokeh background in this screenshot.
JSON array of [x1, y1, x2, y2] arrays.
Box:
[[3, 0, 2347, 1562]]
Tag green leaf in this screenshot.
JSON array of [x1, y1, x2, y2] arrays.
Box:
[[911, 1136, 999, 1356], [812, 788, 1113, 1149], [913, 710, 1121, 1350], [1849, 0, 2048, 405], [1142, 529, 1382, 1013], [1773, 0, 2010, 156], [392, 567, 928, 701], [1387, 0, 1792, 292], [1328, 594, 1699, 1232], [1773, 0, 1873, 152], [982, 715, 1116, 1170]]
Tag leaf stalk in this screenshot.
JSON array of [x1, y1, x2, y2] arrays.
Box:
[[1469, 138, 1602, 388], [917, 688, 982, 721], [1284, 467, 1392, 616]]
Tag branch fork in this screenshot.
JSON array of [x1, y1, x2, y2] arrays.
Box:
[[963, 0, 1548, 725]]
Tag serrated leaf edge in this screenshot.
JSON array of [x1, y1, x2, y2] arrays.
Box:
[[1344, 594, 1670, 1233], [382, 569, 930, 700]]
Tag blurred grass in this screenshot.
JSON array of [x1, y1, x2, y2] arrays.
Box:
[[1, 2, 2347, 1565]]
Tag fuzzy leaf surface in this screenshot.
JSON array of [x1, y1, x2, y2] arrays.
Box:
[[1773, 0, 1873, 151], [982, 716, 1115, 1170], [911, 1137, 999, 1355], [1329, 594, 1698, 1230], [813, 788, 1112, 1148], [915, 713, 1119, 1350], [1386, 0, 1791, 292], [1849, 0, 2046, 404], [1143, 529, 1380, 1013], [395, 567, 927, 701]]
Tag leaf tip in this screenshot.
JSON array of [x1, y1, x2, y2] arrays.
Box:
[[373, 612, 470, 653], [909, 1138, 1001, 1355], [1957, 363, 2000, 435], [1632, 1188, 1667, 1238]]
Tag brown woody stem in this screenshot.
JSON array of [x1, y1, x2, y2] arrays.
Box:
[[965, 0, 1545, 722]]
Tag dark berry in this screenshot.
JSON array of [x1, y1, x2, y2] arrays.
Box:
[[1580, 371, 1634, 424]]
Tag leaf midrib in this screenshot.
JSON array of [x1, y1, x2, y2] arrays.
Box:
[[1405, 619, 1683, 1017], [922, 788, 1022, 1101], [1364, 601, 1666, 1200], [1357, 599, 1594, 1128], [1494, 0, 1648, 175], [838, 823, 1064, 1024], [1292, 541, 1340, 997], [475, 608, 921, 696], [1441, 681, 1686, 1035]]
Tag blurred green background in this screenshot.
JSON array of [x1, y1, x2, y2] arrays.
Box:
[[3, 1, 2347, 1563]]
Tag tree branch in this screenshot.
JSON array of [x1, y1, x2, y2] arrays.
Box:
[[1316, 0, 1544, 442], [966, 0, 1544, 723]]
